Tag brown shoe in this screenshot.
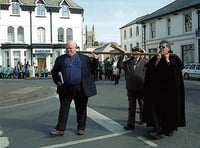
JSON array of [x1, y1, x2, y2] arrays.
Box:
[[50, 129, 64, 136], [77, 130, 85, 135]]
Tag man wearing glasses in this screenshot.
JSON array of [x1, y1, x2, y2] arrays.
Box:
[[143, 40, 186, 139]]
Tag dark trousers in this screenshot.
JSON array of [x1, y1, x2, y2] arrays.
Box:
[[127, 90, 144, 125], [56, 85, 88, 131], [113, 75, 120, 84]]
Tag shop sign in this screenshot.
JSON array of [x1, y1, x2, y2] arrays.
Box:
[[33, 49, 53, 54]]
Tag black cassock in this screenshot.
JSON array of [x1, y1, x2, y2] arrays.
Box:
[[143, 54, 186, 131]]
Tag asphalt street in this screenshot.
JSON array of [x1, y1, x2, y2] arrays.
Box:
[[0, 77, 200, 148]]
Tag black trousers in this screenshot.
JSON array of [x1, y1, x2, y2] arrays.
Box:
[[56, 85, 88, 131]]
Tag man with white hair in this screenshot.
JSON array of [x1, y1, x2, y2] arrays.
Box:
[[50, 40, 97, 136]]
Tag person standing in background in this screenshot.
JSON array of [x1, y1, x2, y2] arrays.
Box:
[[17, 61, 22, 79], [111, 55, 121, 85]]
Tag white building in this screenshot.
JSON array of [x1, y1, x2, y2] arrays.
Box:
[[120, 0, 200, 64], [0, 0, 83, 73], [120, 15, 149, 52]]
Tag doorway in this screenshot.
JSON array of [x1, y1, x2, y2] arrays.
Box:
[[38, 58, 46, 75]]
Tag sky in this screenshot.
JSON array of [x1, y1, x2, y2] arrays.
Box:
[[72, 0, 175, 44]]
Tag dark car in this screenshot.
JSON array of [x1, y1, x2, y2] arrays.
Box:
[[182, 63, 200, 80]]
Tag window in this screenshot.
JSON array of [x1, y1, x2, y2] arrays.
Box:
[[190, 64, 195, 70], [17, 26, 24, 42], [136, 42, 139, 47], [6, 51, 10, 66], [124, 30, 126, 40], [182, 44, 194, 63], [13, 51, 20, 66], [196, 65, 200, 70], [150, 22, 156, 38], [37, 4, 45, 16], [13, 51, 20, 57], [167, 18, 171, 36], [66, 28, 73, 41], [11, 2, 20, 15], [124, 45, 127, 50], [61, 5, 70, 17], [136, 26, 139, 36], [8, 26, 15, 42], [130, 44, 133, 50], [129, 28, 132, 38], [58, 28, 64, 42], [184, 12, 192, 32], [37, 27, 45, 43]]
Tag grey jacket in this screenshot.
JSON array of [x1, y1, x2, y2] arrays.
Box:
[[118, 57, 148, 91]]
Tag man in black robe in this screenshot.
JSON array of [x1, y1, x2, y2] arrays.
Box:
[[143, 40, 186, 139]]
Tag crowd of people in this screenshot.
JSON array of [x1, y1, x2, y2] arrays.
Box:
[[0, 62, 49, 79], [49, 40, 185, 140], [93, 55, 122, 85]]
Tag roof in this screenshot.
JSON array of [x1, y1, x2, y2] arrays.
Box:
[[0, 0, 83, 10], [140, 0, 200, 22], [94, 43, 126, 54], [120, 0, 200, 28], [120, 14, 150, 29]]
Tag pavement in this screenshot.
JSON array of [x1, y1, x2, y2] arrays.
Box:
[[0, 76, 56, 107]]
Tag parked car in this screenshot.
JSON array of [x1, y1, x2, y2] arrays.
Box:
[[182, 63, 200, 80]]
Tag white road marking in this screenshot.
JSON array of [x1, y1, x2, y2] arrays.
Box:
[[71, 102, 124, 133], [10, 87, 42, 94], [0, 137, 9, 148], [137, 136, 158, 147], [40, 130, 131, 148], [0, 87, 57, 109]]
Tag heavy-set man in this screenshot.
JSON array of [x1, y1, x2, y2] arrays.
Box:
[[50, 40, 97, 136]]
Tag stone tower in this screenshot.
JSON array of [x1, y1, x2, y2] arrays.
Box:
[[85, 25, 95, 47]]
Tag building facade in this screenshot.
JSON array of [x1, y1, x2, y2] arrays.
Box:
[[0, 0, 83, 73], [120, 0, 200, 64], [120, 15, 148, 52]]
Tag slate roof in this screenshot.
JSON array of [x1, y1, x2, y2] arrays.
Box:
[[0, 0, 83, 9], [120, 0, 200, 28], [140, 0, 200, 22], [120, 14, 150, 29]]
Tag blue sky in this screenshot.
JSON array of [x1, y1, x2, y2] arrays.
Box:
[[73, 0, 174, 44]]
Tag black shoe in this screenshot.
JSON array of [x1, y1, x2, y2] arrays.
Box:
[[150, 132, 163, 139], [163, 131, 174, 136], [138, 121, 145, 125], [124, 125, 135, 130]]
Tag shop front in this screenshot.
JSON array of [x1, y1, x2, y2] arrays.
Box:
[[32, 49, 53, 75]]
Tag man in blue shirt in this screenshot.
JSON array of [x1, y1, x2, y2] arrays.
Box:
[[50, 40, 97, 136]]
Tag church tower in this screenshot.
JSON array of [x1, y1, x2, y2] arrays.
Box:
[[85, 25, 95, 47]]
